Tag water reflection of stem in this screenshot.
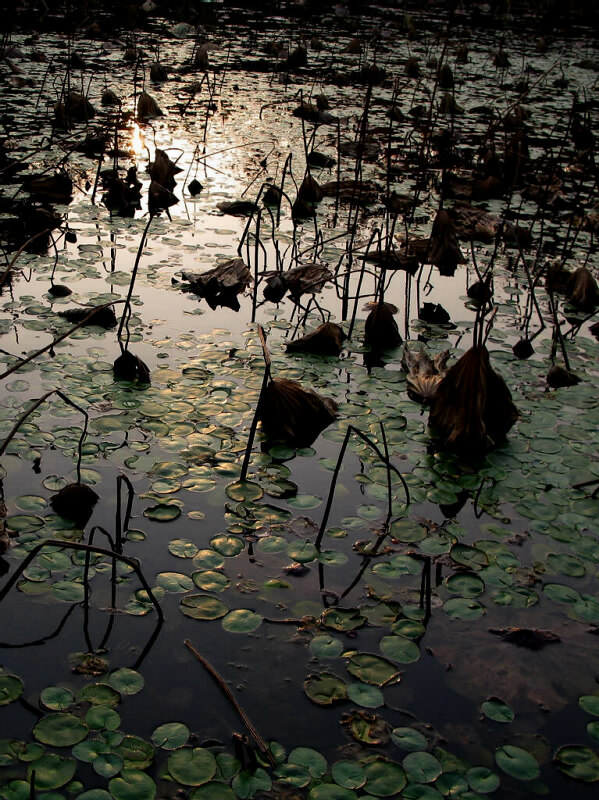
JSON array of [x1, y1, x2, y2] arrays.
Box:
[[0, 539, 163, 621], [184, 639, 277, 767], [0, 602, 78, 649], [315, 424, 409, 551], [117, 215, 153, 350], [83, 525, 117, 654], [239, 325, 271, 483]]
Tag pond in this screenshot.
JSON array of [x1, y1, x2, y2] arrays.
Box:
[[1, 2, 599, 799]]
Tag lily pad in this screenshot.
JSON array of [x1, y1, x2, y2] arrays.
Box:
[[151, 722, 190, 750], [108, 669, 144, 695], [0, 675, 24, 706], [180, 594, 229, 620], [304, 673, 348, 705], [347, 682, 384, 708], [33, 713, 88, 747], [109, 770, 156, 800], [289, 747, 328, 778], [310, 635, 344, 659], [402, 752, 442, 784], [221, 609, 263, 633], [482, 697, 515, 723], [332, 761, 367, 790], [391, 728, 428, 752], [28, 754, 76, 790], [554, 745, 599, 782], [346, 654, 399, 687], [495, 745, 540, 780], [364, 757, 407, 795], [168, 747, 216, 786]]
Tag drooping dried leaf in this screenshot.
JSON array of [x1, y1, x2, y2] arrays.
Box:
[[50, 483, 99, 526], [149, 149, 181, 190], [137, 91, 163, 122], [59, 305, 117, 328], [364, 302, 402, 350], [402, 345, 450, 403], [283, 263, 333, 302], [217, 200, 258, 216], [258, 378, 338, 447], [547, 364, 580, 388], [286, 323, 345, 356], [448, 202, 501, 243], [148, 180, 178, 213], [429, 345, 519, 453], [181, 257, 251, 311], [113, 351, 151, 383], [22, 171, 73, 203], [566, 267, 599, 312]]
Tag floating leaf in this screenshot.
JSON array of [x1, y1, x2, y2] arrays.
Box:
[[554, 745, 599, 782], [86, 706, 120, 731], [331, 761, 366, 789], [0, 675, 24, 706], [379, 635, 420, 664], [310, 635, 344, 659], [289, 747, 327, 778], [364, 757, 407, 795], [391, 728, 428, 752], [77, 684, 120, 708], [151, 722, 190, 750], [443, 598, 485, 620], [114, 736, 154, 770], [143, 504, 181, 522], [466, 766, 500, 793], [346, 653, 399, 687], [33, 713, 88, 747], [28, 754, 76, 790], [322, 608, 365, 631], [232, 767, 271, 798], [347, 683, 384, 709], [304, 673, 347, 706], [210, 535, 244, 557], [221, 609, 263, 633], [482, 697, 515, 723], [579, 696, 599, 717], [495, 745, 540, 780], [168, 539, 199, 558], [180, 595, 229, 620], [40, 687, 74, 711], [156, 572, 194, 593], [189, 783, 236, 800], [109, 769, 156, 800], [109, 669, 144, 695]]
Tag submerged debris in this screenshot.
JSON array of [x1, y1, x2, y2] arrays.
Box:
[[489, 627, 561, 650]]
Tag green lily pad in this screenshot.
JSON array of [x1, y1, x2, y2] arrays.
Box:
[[72, 741, 110, 763], [443, 598, 486, 620], [332, 760, 366, 789], [275, 763, 312, 787], [51, 581, 86, 603], [225, 481, 264, 502], [169, 539, 199, 558], [189, 783, 236, 800], [391, 727, 428, 752], [390, 519, 427, 542], [232, 767, 271, 798], [466, 766, 500, 793], [28, 754, 76, 790], [482, 697, 515, 723], [151, 722, 190, 750], [0, 675, 24, 706], [210, 534, 244, 557], [156, 572, 194, 592], [347, 683, 384, 708], [402, 752, 442, 784], [379, 635, 420, 664], [289, 747, 328, 778], [108, 669, 144, 695], [86, 706, 120, 731], [168, 747, 216, 786], [93, 752, 124, 778], [33, 714, 88, 747], [322, 608, 365, 631], [114, 736, 154, 769], [221, 609, 263, 633], [287, 541, 318, 562], [450, 544, 489, 570], [304, 673, 348, 705], [77, 684, 120, 708], [495, 745, 540, 780], [554, 745, 599, 782], [109, 770, 156, 800], [193, 570, 230, 592], [308, 787, 357, 800], [143, 504, 181, 522], [446, 572, 485, 597], [579, 696, 599, 716], [180, 594, 229, 620], [310, 635, 344, 659], [346, 653, 399, 687], [40, 687, 74, 711], [364, 757, 407, 795]]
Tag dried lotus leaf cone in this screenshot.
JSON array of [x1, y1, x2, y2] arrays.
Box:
[[50, 483, 99, 527], [258, 378, 338, 448], [426, 208, 467, 276], [429, 345, 518, 454], [364, 302, 402, 350], [137, 91, 163, 122], [566, 267, 599, 312], [286, 323, 345, 356]]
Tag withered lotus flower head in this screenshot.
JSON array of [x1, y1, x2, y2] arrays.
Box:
[[429, 345, 519, 454], [402, 345, 450, 404], [258, 378, 338, 448], [364, 302, 402, 350], [286, 322, 346, 357]]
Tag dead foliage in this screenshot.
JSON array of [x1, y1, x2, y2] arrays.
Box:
[[59, 305, 117, 328], [258, 378, 338, 448], [566, 267, 599, 311], [363, 302, 402, 350], [181, 257, 252, 311], [402, 345, 450, 403], [429, 345, 519, 454], [50, 483, 99, 526], [137, 91, 163, 122], [489, 627, 560, 650], [286, 323, 345, 356]]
